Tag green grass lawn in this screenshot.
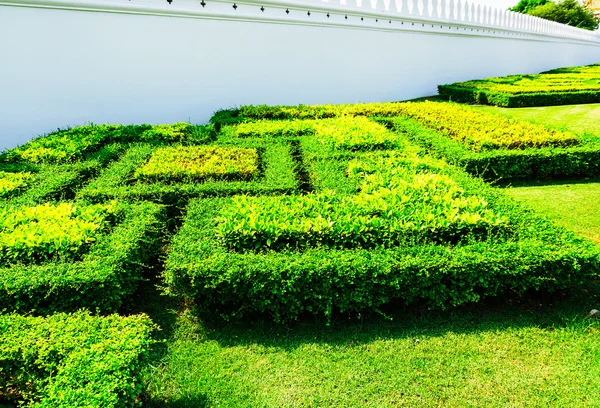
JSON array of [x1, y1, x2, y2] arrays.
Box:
[[474, 103, 600, 244], [506, 180, 600, 244], [145, 298, 600, 407], [142, 103, 600, 407], [474, 103, 600, 136]]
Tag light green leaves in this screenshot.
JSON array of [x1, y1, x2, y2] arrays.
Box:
[[394, 101, 580, 151], [0, 201, 118, 265], [215, 155, 509, 252], [0, 171, 33, 198], [134, 146, 259, 183]]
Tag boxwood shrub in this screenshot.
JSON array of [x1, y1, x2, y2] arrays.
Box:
[[381, 116, 600, 182], [1, 123, 210, 166], [0, 201, 165, 314], [0, 311, 155, 407], [438, 64, 600, 107], [0, 144, 124, 205]]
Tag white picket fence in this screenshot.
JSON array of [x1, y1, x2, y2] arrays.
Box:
[[0, 0, 599, 148]]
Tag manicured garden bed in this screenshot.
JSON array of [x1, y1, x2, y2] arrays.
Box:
[[2, 95, 600, 406], [438, 64, 600, 107], [0, 200, 165, 314], [163, 117, 599, 322]]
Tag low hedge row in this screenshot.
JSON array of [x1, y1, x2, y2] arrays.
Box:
[[0, 171, 32, 198], [0, 311, 155, 407], [438, 86, 600, 108], [77, 138, 298, 206], [1, 123, 212, 165], [381, 116, 600, 181], [0, 144, 124, 205], [391, 101, 579, 151], [210, 102, 413, 128], [226, 117, 399, 151], [438, 64, 600, 107], [0, 201, 118, 266], [0, 201, 165, 314]]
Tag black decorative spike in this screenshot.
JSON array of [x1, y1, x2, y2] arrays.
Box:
[[307, 10, 310, 16], [285, 8, 289, 14], [345, 15, 348, 19], [361, 16, 363, 21], [260, 6, 264, 11], [375, 19, 378, 22], [232, 3, 237, 9], [327, 13, 330, 17], [167, 0, 172, 4], [200, 0, 206, 6]]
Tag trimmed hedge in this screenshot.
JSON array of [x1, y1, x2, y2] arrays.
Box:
[[163, 131, 600, 322], [164, 197, 599, 322], [0, 311, 155, 407], [134, 146, 259, 183], [381, 116, 600, 182], [1, 123, 213, 166], [0, 201, 118, 266], [0, 201, 165, 314], [225, 116, 399, 151], [438, 64, 600, 107], [438, 86, 600, 108], [388, 101, 580, 151], [0, 144, 124, 205], [210, 102, 412, 129], [0, 171, 32, 198], [77, 138, 299, 205], [215, 156, 510, 252]]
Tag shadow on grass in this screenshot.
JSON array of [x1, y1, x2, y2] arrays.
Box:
[[146, 395, 210, 408], [496, 176, 600, 189], [124, 243, 600, 407], [187, 284, 600, 351]]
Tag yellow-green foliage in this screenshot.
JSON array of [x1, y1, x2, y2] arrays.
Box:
[[234, 120, 316, 138], [141, 122, 194, 143], [0, 201, 118, 265], [216, 154, 508, 251], [232, 117, 397, 150], [135, 146, 259, 183], [7, 125, 119, 164], [314, 117, 398, 150], [395, 101, 580, 151], [234, 102, 414, 120], [446, 65, 600, 95], [0, 171, 33, 198]]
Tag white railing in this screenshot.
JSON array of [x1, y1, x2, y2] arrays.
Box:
[[3, 0, 600, 44]]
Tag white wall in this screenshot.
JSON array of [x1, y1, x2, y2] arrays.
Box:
[[0, 0, 599, 149]]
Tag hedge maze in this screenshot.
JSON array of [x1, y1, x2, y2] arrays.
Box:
[[164, 110, 598, 322], [2, 67, 600, 405]]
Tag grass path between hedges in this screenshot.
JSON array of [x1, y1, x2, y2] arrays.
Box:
[[475, 103, 600, 136], [475, 102, 600, 244], [143, 103, 600, 407]]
